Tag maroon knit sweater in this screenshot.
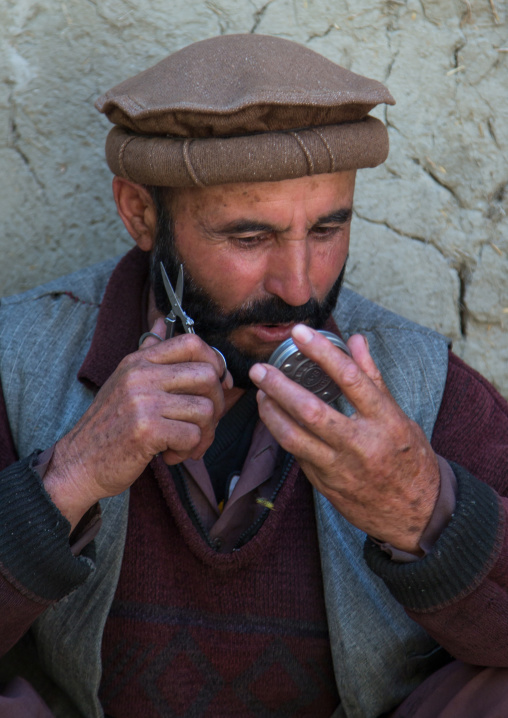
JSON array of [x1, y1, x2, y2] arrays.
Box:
[[99, 457, 339, 716]]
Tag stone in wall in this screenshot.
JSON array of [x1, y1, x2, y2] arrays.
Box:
[[346, 217, 461, 341]]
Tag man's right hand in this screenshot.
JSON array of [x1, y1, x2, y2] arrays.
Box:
[[42, 317, 232, 530]]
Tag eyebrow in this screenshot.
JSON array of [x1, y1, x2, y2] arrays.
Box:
[[214, 220, 275, 235], [315, 208, 353, 225], [210, 208, 353, 236]]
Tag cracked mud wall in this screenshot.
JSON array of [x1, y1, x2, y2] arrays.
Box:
[[1, 0, 507, 395]]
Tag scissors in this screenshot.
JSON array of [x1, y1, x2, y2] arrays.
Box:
[[161, 263, 194, 339], [156, 261, 228, 382]]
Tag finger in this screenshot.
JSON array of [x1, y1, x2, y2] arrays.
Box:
[[221, 370, 234, 390], [162, 449, 190, 465], [143, 331, 230, 387], [154, 361, 224, 397], [212, 347, 234, 389], [138, 317, 167, 349], [158, 417, 206, 461], [136, 394, 217, 462], [250, 362, 353, 447], [159, 397, 217, 460], [158, 392, 216, 428], [255, 388, 336, 470], [347, 334, 390, 396], [290, 324, 386, 418], [122, 361, 226, 424]]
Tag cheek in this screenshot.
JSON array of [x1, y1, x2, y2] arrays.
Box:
[[188, 250, 267, 310], [311, 240, 349, 296]]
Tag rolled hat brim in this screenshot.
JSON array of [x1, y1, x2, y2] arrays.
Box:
[[105, 116, 389, 187]]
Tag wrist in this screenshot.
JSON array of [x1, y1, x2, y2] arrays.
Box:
[[43, 441, 102, 532], [370, 455, 457, 562]]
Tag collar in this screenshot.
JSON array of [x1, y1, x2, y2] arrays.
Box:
[[78, 247, 150, 388]]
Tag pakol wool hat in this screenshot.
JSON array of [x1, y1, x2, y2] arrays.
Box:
[[95, 34, 395, 187]]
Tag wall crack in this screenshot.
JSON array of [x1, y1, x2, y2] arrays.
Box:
[[412, 157, 463, 207], [384, 52, 399, 82], [307, 23, 339, 43], [354, 209, 439, 249], [486, 118, 500, 149], [205, 1, 227, 34], [458, 264, 470, 337], [249, 0, 277, 33], [417, 0, 441, 26], [8, 92, 44, 191]]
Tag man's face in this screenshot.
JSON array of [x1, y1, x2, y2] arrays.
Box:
[[152, 172, 355, 387]]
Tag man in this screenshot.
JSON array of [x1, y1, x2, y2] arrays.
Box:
[[0, 33, 507, 718]]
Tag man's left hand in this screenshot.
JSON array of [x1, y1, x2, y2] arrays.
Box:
[[249, 324, 440, 554]]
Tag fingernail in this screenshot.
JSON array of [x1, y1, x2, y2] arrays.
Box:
[[249, 364, 267, 383], [292, 324, 313, 344], [362, 334, 369, 349]]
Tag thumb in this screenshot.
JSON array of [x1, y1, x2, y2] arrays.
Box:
[[138, 316, 168, 349]]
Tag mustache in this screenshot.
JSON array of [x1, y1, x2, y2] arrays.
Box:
[[187, 291, 332, 336]]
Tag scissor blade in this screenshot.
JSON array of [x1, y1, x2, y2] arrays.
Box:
[[160, 262, 195, 333], [161, 262, 184, 318], [175, 264, 184, 304]]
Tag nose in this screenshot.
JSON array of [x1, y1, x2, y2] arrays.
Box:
[[263, 240, 313, 307]]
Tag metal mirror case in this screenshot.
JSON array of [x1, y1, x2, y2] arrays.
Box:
[[268, 330, 351, 407]]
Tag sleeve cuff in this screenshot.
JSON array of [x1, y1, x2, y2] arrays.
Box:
[[33, 444, 102, 556], [364, 462, 504, 612], [0, 453, 95, 602], [371, 455, 457, 562]]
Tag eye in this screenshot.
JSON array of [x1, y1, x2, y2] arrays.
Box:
[[229, 233, 271, 248], [311, 225, 342, 239]]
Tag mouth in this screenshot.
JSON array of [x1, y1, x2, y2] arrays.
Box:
[[247, 322, 296, 343]]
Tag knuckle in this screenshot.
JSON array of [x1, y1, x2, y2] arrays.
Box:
[[128, 392, 149, 417], [387, 413, 412, 440], [122, 366, 143, 390], [277, 424, 296, 450], [361, 442, 380, 466], [184, 333, 206, 355], [341, 362, 364, 389], [320, 447, 338, 473], [189, 364, 220, 395], [201, 363, 218, 385], [119, 352, 137, 369], [300, 397, 327, 426], [197, 397, 215, 423], [188, 424, 203, 447], [131, 413, 152, 443], [171, 421, 202, 451], [346, 423, 375, 459]]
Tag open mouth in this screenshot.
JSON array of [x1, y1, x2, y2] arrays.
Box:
[[250, 323, 295, 342], [261, 321, 293, 329]]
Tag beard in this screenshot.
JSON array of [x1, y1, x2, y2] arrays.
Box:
[[150, 205, 347, 389]]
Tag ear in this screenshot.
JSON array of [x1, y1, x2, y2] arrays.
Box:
[[112, 176, 158, 252]]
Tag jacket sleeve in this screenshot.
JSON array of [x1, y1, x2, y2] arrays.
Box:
[[0, 381, 94, 657], [365, 352, 508, 666]]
